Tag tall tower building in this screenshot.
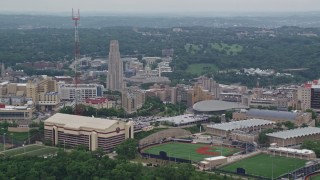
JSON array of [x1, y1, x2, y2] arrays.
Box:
[[1, 63, 5, 79], [107, 40, 123, 91]]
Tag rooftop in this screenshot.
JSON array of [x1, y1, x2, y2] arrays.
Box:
[[204, 156, 227, 161], [156, 114, 209, 125], [207, 119, 274, 131], [247, 109, 300, 121], [267, 127, 320, 139], [193, 100, 248, 112], [268, 147, 314, 155], [45, 113, 121, 130]]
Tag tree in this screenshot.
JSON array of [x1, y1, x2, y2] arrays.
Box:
[[258, 129, 276, 145], [115, 139, 138, 160], [59, 106, 74, 114], [225, 111, 233, 120], [283, 121, 295, 129], [302, 140, 320, 157], [208, 116, 221, 123]]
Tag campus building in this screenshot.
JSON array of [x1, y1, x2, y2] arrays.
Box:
[[27, 75, 60, 111], [107, 40, 124, 91], [233, 109, 312, 126], [44, 113, 134, 152], [58, 83, 103, 101], [267, 147, 316, 160], [0, 104, 33, 123], [206, 119, 274, 137], [267, 127, 320, 147], [84, 97, 115, 109], [122, 87, 145, 114]]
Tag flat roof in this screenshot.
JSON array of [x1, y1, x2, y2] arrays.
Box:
[[156, 114, 208, 125], [193, 100, 248, 112], [204, 156, 227, 161], [268, 147, 314, 155], [247, 109, 299, 121], [45, 113, 121, 130], [207, 119, 274, 131], [267, 127, 320, 139]]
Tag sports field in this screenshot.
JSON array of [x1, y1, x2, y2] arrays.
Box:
[[143, 142, 241, 162], [1, 144, 59, 157], [220, 153, 307, 179], [309, 175, 320, 180]]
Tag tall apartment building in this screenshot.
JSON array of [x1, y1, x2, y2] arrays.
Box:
[[107, 40, 124, 91], [171, 85, 190, 106], [197, 76, 220, 99], [122, 87, 145, 114], [311, 85, 320, 110], [193, 84, 214, 104], [26, 75, 59, 111], [58, 83, 103, 101], [297, 86, 311, 110]]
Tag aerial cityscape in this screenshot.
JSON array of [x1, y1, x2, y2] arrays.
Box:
[[2, 0, 320, 179]]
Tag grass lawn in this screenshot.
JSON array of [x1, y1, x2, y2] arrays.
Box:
[[143, 142, 241, 162], [310, 175, 320, 180], [7, 130, 38, 141], [135, 128, 168, 140], [211, 43, 243, 55], [186, 63, 218, 76], [220, 153, 307, 179], [0, 143, 3, 151], [2, 144, 59, 157]]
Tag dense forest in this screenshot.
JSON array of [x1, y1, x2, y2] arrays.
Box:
[[0, 149, 239, 180], [2, 26, 320, 83]]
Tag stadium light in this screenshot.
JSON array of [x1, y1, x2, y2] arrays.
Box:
[[3, 132, 5, 152]]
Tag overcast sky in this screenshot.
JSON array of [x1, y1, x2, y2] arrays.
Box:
[[1, 0, 320, 14]]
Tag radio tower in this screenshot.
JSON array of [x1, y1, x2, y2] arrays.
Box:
[[72, 8, 80, 115]]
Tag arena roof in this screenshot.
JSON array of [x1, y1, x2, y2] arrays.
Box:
[[193, 100, 248, 112], [207, 119, 274, 131], [267, 127, 320, 139], [247, 109, 299, 121], [45, 113, 121, 130]]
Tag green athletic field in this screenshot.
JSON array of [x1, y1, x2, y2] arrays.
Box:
[[220, 153, 308, 179], [310, 175, 320, 180], [309, 175, 320, 180], [1, 144, 59, 157], [143, 142, 241, 162]]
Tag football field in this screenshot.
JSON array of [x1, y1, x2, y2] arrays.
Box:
[[220, 153, 307, 179], [143, 142, 241, 162], [1, 144, 59, 157]]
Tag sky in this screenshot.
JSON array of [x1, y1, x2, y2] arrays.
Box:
[[1, 0, 320, 15]]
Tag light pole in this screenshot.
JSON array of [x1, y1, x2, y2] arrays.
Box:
[[272, 154, 274, 180], [11, 133, 13, 148], [28, 126, 30, 145], [3, 132, 6, 151]]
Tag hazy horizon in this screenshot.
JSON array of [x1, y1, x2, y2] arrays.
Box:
[[0, 0, 320, 16]]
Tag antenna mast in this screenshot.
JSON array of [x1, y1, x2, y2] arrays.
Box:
[[72, 8, 80, 115]]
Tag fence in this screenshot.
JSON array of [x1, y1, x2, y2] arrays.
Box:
[[0, 132, 44, 150], [140, 152, 192, 164], [212, 169, 271, 180]]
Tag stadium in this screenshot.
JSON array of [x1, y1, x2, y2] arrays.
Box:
[[193, 100, 248, 113], [140, 140, 242, 163]]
